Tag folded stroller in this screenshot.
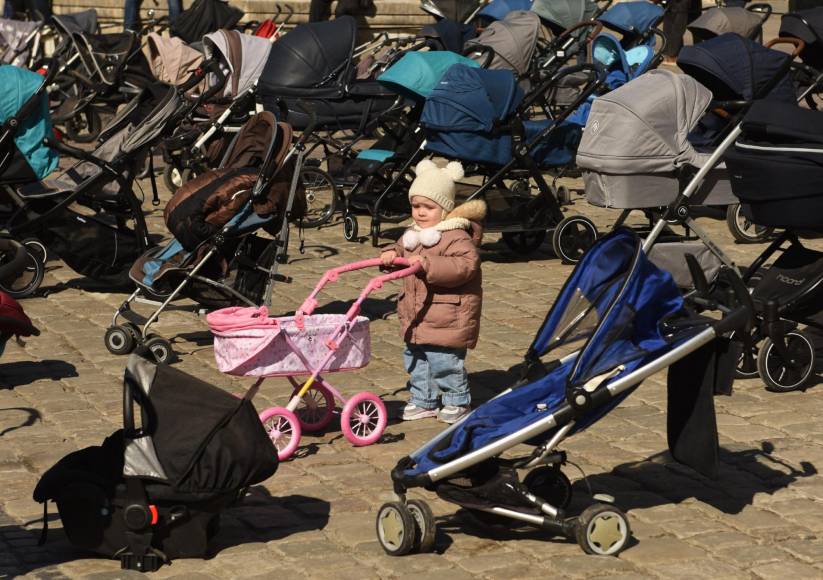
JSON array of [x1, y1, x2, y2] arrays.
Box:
[[724, 101, 823, 392], [34, 354, 278, 572], [106, 112, 308, 364], [688, 4, 772, 43], [375, 228, 750, 556]]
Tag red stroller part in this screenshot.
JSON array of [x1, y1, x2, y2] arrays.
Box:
[[0, 291, 38, 338]]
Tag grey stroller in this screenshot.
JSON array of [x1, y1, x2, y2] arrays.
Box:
[[687, 4, 772, 43], [575, 69, 738, 287], [0, 18, 43, 67]]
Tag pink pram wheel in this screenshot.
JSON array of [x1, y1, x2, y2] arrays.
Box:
[[259, 407, 301, 460], [341, 392, 387, 446], [291, 382, 335, 432]]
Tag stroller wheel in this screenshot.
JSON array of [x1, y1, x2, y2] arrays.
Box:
[[341, 392, 387, 446], [757, 330, 816, 392], [376, 502, 416, 556], [731, 330, 760, 379], [64, 107, 102, 144], [343, 214, 359, 241], [0, 247, 44, 299], [407, 499, 436, 554], [144, 335, 177, 364], [552, 216, 598, 265], [22, 239, 47, 264], [259, 407, 302, 460], [523, 466, 573, 509], [501, 230, 546, 254], [163, 165, 187, 192], [104, 325, 136, 356], [300, 167, 338, 228], [726, 204, 774, 244], [575, 503, 631, 556], [291, 382, 335, 432]]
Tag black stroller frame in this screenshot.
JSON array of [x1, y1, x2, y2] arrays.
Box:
[[108, 107, 319, 363], [363, 62, 607, 263]]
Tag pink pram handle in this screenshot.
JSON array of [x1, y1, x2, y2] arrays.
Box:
[[296, 257, 421, 325]]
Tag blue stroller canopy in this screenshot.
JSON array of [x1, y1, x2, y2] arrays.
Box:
[[479, 0, 533, 21], [421, 64, 523, 165], [405, 229, 685, 475], [677, 33, 795, 103], [593, 32, 656, 89], [598, 1, 664, 39], [378, 52, 479, 101], [0, 66, 58, 180]]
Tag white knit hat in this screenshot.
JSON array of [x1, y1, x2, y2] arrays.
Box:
[[408, 159, 464, 213]]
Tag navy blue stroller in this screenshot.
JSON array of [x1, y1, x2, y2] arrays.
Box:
[[375, 228, 751, 556], [597, 0, 666, 49]]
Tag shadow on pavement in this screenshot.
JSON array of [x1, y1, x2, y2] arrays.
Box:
[[0, 407, 41, 437], [0, 360, 78, 389]]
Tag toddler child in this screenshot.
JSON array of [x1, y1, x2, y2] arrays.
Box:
[[380, 160, 485, 424]]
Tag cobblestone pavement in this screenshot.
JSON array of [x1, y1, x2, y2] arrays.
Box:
[[3, 174, 823, 580]]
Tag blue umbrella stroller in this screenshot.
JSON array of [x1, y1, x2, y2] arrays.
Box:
[[374, 228, 752, 556]]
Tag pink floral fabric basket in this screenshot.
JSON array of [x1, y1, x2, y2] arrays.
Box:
[[211, 313, 371, 377]]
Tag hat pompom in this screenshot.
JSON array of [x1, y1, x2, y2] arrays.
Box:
[[414, 159, 438, 175], [444, 161, 464, 181]]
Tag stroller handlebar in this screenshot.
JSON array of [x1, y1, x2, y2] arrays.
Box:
[[296, 258, 421, 321]]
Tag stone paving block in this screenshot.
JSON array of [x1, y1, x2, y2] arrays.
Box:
[[619, 537, 708, 565]]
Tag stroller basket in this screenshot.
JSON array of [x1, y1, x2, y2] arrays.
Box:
[[212, 313, 371, 377]]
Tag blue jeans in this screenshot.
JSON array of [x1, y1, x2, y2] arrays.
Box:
[[124, 0, 182, 31], [404, 344, 470, 409]]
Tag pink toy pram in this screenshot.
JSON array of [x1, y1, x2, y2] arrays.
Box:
[[208, 257, 421, 460]]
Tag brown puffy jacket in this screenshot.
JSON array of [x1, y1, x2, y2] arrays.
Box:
[[391, 200, 486, 350]]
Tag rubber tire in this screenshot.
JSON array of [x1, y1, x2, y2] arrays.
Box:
[[757, 330, 816, 392], [104, 325, 135, 356], [731, 330, 760, 380], [407, 499, 436, 554], [300, 167, 338, 228], [64, 106, 102, 143], [552, 216, 598, 264], [291, 382, 336, 432], [726, 204, 774, 244], [340, 391, 387, 446], [22, 239, 47, 264], [163, 164, 185, 192], [259, 406, 302, 460], [575, 503, 631, 556], [144, 335, 176, 364], [376, 502, 417, 556], [343, 214, 359, 241], [501, 230, 547, 254], [0, 248, 44, 299], [523, 466, 573, 509]]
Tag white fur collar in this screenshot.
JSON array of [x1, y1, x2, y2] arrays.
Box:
[[402, 216, 471, 250]]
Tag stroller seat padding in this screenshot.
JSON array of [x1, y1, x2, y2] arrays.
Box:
[[16, 162, 103, 199]]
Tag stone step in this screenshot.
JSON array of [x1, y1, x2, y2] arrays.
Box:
[[51, 0, 435, 33]]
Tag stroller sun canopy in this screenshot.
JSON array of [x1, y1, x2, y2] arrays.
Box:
[[147, 32, 204, 88], [780, 8, 823, 69], [422, 64, 523, 165], [598, 1, 664, 38], [260, 16, 356, 94], [677, 33, 795, 103], [479, 0, 533, 21], [405, 229, 684, 476], [0, 65, 57, 180], [532, 0, 597, 32], [378, 52, 479, 101], [203, 29, 272, 98], [687, 7, 763, 42], [465, 10, 541, 75], [576, 69, 711, 174]]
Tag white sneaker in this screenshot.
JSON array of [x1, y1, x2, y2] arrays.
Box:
[[402, 403, 438, 421], [438, 405, 470, 424]]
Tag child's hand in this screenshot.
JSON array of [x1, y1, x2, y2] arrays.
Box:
[[381, 250, 398, 267]]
